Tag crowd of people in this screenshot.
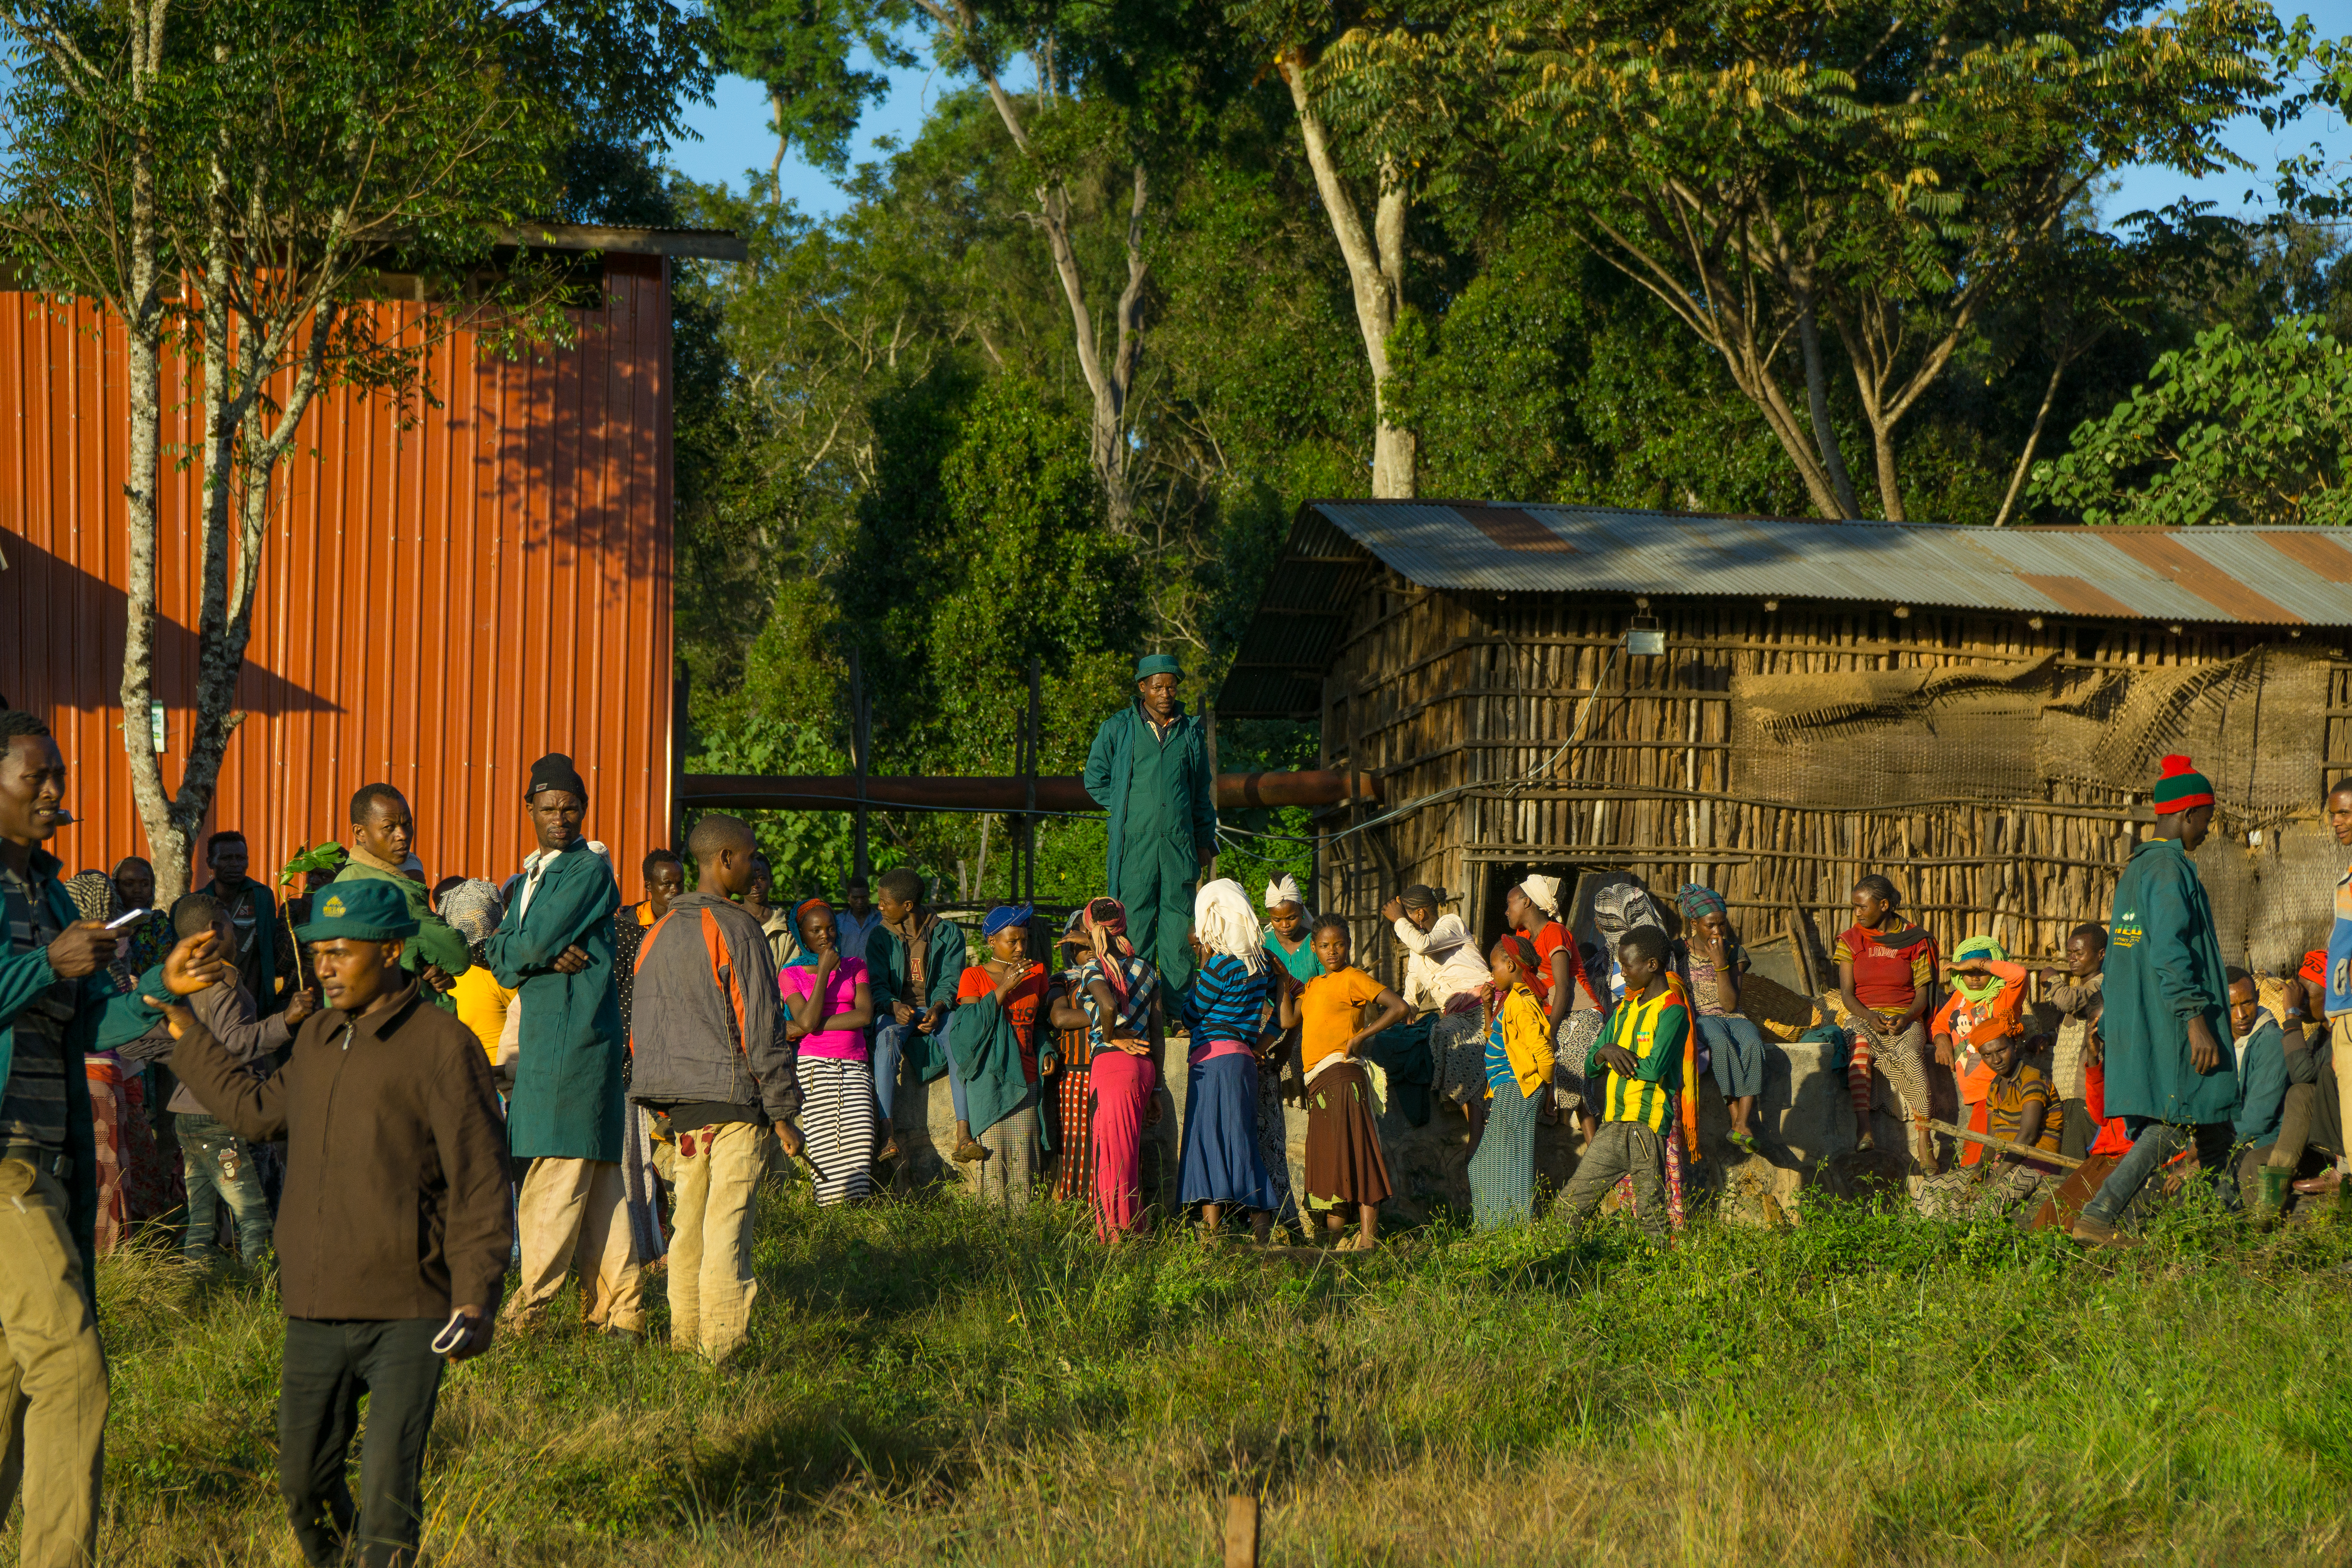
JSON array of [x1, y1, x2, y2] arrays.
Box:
[[7, 657, 2352, 1568]]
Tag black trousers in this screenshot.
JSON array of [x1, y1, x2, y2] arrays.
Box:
[[278, 1318, 446, 1568]]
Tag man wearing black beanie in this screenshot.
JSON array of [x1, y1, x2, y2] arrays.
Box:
[[486, 754, 643, 1337]]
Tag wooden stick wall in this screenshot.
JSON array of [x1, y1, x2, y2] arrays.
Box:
[[1313, 577, 2352, 970]]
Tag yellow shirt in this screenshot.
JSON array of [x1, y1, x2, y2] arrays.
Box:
[[1299, 967, 1383, 1071], [452, 964, 515, 1065], [1488, 983, 1555, 1100]]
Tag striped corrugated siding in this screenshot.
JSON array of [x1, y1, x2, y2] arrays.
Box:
[[0, 256, 673, 891]]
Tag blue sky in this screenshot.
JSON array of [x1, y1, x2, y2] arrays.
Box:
[[664, 14, 2352, 226]]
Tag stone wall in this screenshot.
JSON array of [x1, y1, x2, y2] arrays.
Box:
[[900, 1034, 1921, 1225]]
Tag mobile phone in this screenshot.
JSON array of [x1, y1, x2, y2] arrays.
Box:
[[105, 907, 149, 930], [429, 1310, 475, 1356]]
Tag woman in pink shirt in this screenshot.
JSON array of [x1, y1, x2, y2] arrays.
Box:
[[779, 898, 876, 1204]]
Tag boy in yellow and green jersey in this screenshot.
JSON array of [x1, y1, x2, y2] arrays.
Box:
[[1558, 926, 1686, 1242]]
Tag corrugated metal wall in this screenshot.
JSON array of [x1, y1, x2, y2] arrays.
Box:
[[0, 254, 674, 894]]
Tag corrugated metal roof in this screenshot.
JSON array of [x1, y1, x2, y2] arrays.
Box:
[[1218, 500, 2352, 716], [1310, 501, 2352, 621]]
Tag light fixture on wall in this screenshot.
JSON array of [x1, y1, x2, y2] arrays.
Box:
[[1627, 614, 1665, 657]]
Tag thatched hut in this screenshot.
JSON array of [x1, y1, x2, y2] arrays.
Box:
[[1219, 503, 2352, 981]]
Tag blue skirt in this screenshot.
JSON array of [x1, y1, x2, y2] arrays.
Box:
[[1180, 1051, 1280, 1210]]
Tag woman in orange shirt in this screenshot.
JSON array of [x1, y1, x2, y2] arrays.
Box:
[[1275, 914, 1406, 1251]]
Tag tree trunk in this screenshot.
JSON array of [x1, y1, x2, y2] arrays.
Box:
[[1795, 287, 1860, 518], [118, 0, 185, 900], [1281, 54, 1415, 499], [1992, 348, 2079, 526]]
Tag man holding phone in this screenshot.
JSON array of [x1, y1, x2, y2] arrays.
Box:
[[154, 878, 510, 1568]]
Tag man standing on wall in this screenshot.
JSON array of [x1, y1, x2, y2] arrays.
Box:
[[1082, 653, 1218, 993], [2071, 755, 2242, 1248], [336, 786, 471, 1014], [197, 829, 296, 1017], [489, 754, 642, 1338]]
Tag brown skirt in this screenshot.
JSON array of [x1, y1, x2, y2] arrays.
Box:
[[1303, 1060, 1392, 1209]]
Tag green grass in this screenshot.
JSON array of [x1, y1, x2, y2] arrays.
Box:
[[85, 1186, 2352, 1566]]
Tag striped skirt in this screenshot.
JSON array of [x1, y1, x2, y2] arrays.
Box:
[[1255, 1039, 1300, 1236], [802, 1055, 878, 1205], [622, 1105, 668, 1261], [1053, 1056, 1097, 1207]]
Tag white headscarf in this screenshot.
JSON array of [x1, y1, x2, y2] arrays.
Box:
[[1197, 879, 1267, 974], [1519, 873, 1562, 918], [1263, 874, 1303, 911]]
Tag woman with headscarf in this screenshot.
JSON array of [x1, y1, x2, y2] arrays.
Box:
[[782, 898, 878, 1205], [953, 904, 1050, 1209], [1075, 897, 1164, 1240], [1263, 875, 1322, 985], [1386, 884, 1493, 1132], [1178, 880, 1281, 1242], [1935, 935, 2030, 1172], [1469, 933, 1554, 1229], [440, 879, 514, 1073], [1677, 883, 1766, 1153], [1505, 874, 1600, 1140]]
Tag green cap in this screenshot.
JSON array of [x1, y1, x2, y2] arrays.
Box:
[[296, 879, 419, 942], [1134, 652, 1183, 681]]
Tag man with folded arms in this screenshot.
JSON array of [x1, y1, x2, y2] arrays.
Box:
[[158, 880, 510, 1568]]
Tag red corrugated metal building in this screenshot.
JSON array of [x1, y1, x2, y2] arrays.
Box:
[[0, 227, 737, 891]]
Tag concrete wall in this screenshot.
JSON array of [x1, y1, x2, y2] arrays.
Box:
[[899, 1033, 1920, 1226]]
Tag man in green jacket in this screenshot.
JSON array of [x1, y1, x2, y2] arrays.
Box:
[[2073, 754, 2243, 1249], [1082, 653, 1218, 993], [488, 754, 641, 1337], [0, 709, 125, 1568], [865, 866, 968, 1161], [335, 784, 470, 1014]]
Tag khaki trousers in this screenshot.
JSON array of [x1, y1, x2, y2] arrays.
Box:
[[0, 1157, 107, 1568], [508, 1157, 644, 1333], [668, 1122, 765, 1362]]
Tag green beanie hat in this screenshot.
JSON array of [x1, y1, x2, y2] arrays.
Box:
[[2152, 754, 2214, 815], [296, 879, 420, 942]]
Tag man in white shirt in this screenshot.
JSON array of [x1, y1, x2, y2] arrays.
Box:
[[1383, 885, 1494, 1118]]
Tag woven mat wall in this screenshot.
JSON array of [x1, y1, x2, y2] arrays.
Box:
[[1731, 646, 2329, 818]]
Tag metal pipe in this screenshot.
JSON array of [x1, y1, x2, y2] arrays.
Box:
[[679, 769, 1380, 813]]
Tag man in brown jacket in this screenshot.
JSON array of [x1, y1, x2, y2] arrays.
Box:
[[160, 878, 510, 1568]]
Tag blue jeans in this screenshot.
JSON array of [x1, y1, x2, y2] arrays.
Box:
[[1697, 1014, 1766, 1100], [2082, 1116, 2236, 1225], [178, 1111, 274, 1265], [871, 1022, 969, 1124]]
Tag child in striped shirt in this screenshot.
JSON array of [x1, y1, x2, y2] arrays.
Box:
[[1557, 926, 1685, 1243]]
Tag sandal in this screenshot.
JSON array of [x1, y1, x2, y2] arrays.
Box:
[[1334, 1233, 1377, 1253]]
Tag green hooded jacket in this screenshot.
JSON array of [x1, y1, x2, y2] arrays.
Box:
[[2102, 836, 2240, 1125]]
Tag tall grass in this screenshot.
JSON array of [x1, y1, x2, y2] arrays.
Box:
[[82, 1187, 2352, 1565]]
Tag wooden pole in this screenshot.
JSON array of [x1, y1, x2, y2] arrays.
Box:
[[849, 648, 871, 883], [1025, 655, 1041, 906], [1223, 1494, 1259, 1568], [1924, 1118, 2085, 1170]]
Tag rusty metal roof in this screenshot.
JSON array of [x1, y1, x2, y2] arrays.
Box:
[[1219, 501, 2352, 716]]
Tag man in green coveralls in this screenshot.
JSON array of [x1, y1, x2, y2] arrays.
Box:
[[335, 784, 470, 1013], [489, 753, 642, 1337], [2071, 753, 2243, 1249], [1083, 653, 1218, 992]]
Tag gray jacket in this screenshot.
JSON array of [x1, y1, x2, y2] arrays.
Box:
[[168, 982, 290, 1118], [624, 891, 798, 1121]]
